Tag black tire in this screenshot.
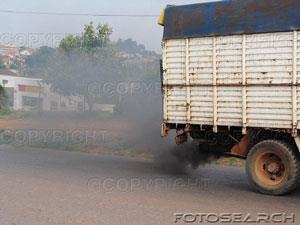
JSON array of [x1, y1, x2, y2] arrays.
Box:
[[246, 140, 300, 195]]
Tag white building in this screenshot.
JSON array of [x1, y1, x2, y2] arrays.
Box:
[[0, 74, 85, 112]]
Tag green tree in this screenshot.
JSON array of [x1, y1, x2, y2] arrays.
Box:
[[44, 22, 117, 111], [59, 22, 112, 53], [96, 24, 112, 48], [59, 35, 81, 53]]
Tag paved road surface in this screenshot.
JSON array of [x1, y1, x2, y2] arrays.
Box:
[[0, 145, 299, 225]]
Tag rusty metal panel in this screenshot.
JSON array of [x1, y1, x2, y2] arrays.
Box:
[[165, 86, 187, 124], [163, 0, 300, 39], [163, 30, 300, 132], [189, 37, 213, 85], [296, 32, 300, 130], [246, 86, 293, 129], [164, 39, 186, 86], [245, 32, 294, 129], [190, 86, 214, 125], [217, 87, 242, 127], [297, 86, 300, 129], [245, 33, 293, 85], [216, 35, 243, 85]]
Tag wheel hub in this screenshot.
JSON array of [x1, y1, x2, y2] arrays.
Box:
[[256, 152, 287, 186], [266, 161, 281, 174]]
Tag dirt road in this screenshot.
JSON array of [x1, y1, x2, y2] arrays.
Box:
[[0, 145, 299, 225]]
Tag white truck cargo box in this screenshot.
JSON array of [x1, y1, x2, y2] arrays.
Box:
[[162, 31, 300, 134]]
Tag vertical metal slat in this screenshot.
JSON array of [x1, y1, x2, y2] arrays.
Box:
[[292, 31, 298, 136], [186, 38, 191, 123], [163, 41, 168, 122], [213, 37, 218, 133], [242, 34, 247, 135]]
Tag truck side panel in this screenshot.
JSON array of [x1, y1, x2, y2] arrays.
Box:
[[163, 31, 300, 132]]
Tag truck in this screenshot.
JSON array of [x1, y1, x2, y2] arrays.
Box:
[[159, 0, 300, 195]]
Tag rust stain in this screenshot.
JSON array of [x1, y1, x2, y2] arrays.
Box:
[[230, 134, 251, 157], [246, 0, 295, 14], [171, 8, 204, 34], [215, 3, 231, 17], [213, 0, 297, 34], [175, 132, 188, 145], [172, 14, 184, 34]]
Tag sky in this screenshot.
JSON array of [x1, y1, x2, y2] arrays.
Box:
[[0, 0, 216, 52]]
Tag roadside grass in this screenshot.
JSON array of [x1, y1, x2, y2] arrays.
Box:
[[0, 108, 11, 117], [0, 129, 245, 167], [0, 109, 115, 121], [214, 157, 245, 167], [0, 110, 245, 167], [0, 110, 40, 120]]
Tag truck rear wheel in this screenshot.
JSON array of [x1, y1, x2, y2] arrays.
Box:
[[246, 140, 300, 195]]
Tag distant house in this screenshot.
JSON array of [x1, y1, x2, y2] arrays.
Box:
[[0, 74, 115, 113], [0, 45, 19, 58], [0, 55, 12, 66], [19, 48, 33, 57], [0, 74, 85, 112], [0, 46, 33, 75]]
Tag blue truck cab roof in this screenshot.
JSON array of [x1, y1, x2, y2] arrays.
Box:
[[162, 0, 300, 39]]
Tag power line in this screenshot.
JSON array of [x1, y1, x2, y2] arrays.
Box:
[[0, 9, 159, 18]]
